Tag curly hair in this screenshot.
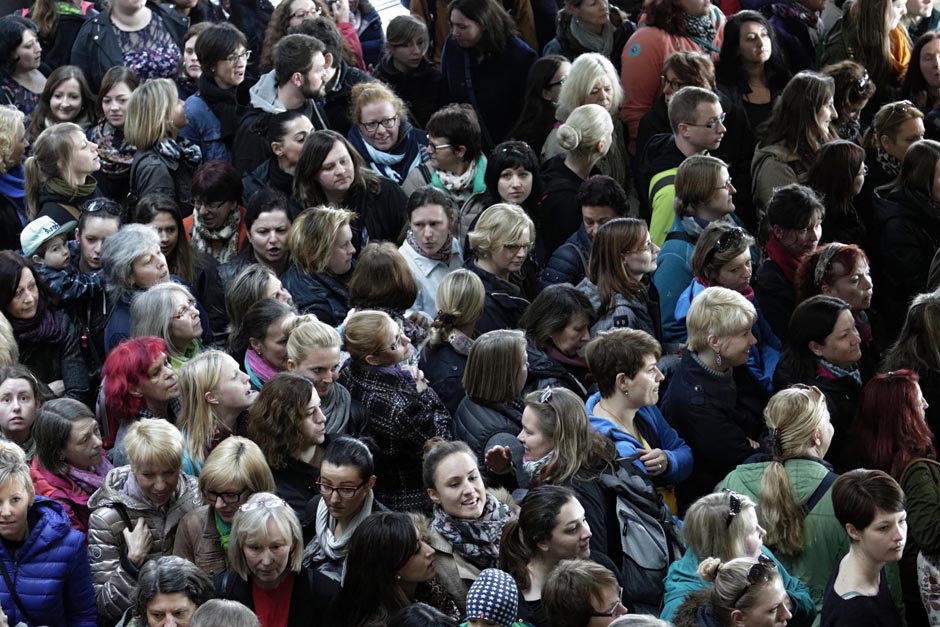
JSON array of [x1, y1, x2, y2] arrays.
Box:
[[247, 372, 315, 469]]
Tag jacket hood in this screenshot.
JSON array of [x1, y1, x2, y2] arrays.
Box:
[[87, 465, 201, 512], [752, 143, 801, 168], [674, 278, 704, 321], [249, 71, 283, 113]]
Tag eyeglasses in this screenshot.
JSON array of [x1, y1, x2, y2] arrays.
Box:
[[859, 164, 869, 176], [360, 115, 399, 133], [684, 112, 727, 129], [591, 587, 627, 618], [660, 75, 684, 92], [725, 489, 742, 527], [206, 488, 248, 504], [171, 298, 198, 320], [238, 498, 287, 513], [625, 239, 655, 255], [714, 178, 734, 192], [225, 50, 251, 63], [426, 138, 453, 154], [196, 199, 233, 213], [290, 7, 319, 19], [315, 480, 368, 498], [389, 326, 406, 352], [82, 198, 122, 216], [503, 242, 532, 254], [730, 554, 778, 607]]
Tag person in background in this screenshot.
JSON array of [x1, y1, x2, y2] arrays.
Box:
[[508, 55, 570, 158], [25, 122, 100, 225], [541, 559, 627, 626], [87, 66, 138, 203], [461, 568, 529, 627], [0, 364, 43, 461], [0, 17, 45, 129], [176, 22, 212, 99], [0, 105, 29, 252], [124, 556, 215, 627]]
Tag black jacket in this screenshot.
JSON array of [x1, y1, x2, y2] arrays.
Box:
[[372, 56, 449, 129], [281, 266, 350, 326], [524, 341, 589, 399], [454, 397, 523, 466], [637, 132, 685, 224], [36, 185, 99, 225], [0, 194, 25, 252], [18, 309, 89, 403], [130, 147, 197, 217], [535, 155, 593, 261], [70, 1, 186, 90], [344, 176, 408, 251], [214, 566, 338, 627], [322, 62, 374, 136], [233, 98, 329, 176], [753, 258, 795, 343], [465, 258, 531, 334], [419, 341, 468, 417], [190, 252, 228, 345], [273, 455, 324, 517], [541, 225, 590, 288]]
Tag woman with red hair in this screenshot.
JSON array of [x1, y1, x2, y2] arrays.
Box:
[[100, 336, 181, 464]]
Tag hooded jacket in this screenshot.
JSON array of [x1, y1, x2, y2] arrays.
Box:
[[0, 497, 96, 627]]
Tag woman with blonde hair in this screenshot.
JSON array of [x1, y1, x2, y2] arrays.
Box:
[[719, 385, 846, 614], [282, 206, 356, 325], [339, 309, 451, 512], [536, 103, 613, 258], [860, 100, 925, 217], [0, 105, 29, 251], [25, 121, 99, 223], [130, 282, 205, 369], [125, 78, 200, 216], [578, 218, 661, 339], [225, 263, 292, 339], [466, 203, 538, 333], [418, 269, 484, 415], [661, 491, 815, 622], [173, 436, 275, 577], [543, 53, 627, 188], [176, 350, 254, 475], [286, 317, 364, 436], [346, 81, 428, 183]]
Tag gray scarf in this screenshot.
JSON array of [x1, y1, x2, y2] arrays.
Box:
[[321, 383, 352, 435], [570, 18, 614, 57], [305, 490, 375, 581]]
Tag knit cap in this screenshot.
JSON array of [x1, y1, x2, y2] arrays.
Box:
[[465, 568, 519, 627]]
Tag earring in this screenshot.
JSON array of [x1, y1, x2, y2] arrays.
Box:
[[623, 389, 629, 398], [715, 353, 723, 367]]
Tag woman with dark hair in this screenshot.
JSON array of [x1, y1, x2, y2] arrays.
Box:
[[542, 0, 634, 69], [69, 0, 186, 91], [87, 66, 138, 204], [184, 160, 246, 265], [518, 284, 594, 398], [0, 252, 86, 400], [0, 16, 45, 130], [774, 295, 862, 466], [751, 71, 837, 213], [440, 0, 537, 145], [30, 397, 110, 534], [228, 298, 297, 390], [822, 60, 877, 143], [618, 0, 725, 147], [716, 11, 791, 135], [176, 22, 212, 100], [27, 64, 96, 138], [807, 140, 867, 245], [180, 23, 249, 164], [339, 310, 451, 512], [753, 183, 825, 342], [577, 218, 661, 339], [481, 140, 542, 224], [0, 364, 44, 460], [221, 188, 294, 287], [508, 55, 570, 157], [248, 372, 327, 514], [902, 32, 940, 115], [294, 129, 408, 251], [242, 109, 313, 205], [333, 511, 459, 626], [125, 556, 214, 627]]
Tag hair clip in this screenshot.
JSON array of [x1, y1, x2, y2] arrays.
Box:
[[813, 243, 844, 287]]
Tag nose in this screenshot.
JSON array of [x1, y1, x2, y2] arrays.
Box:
[[517, 429, 525, 443], [781, 602, 793, 620], [215, 494, 227, 509], [716, 120, 727, 132], [654, 367, 665, 382], [728, 182, 737, 194], [91, 432, 102, 449]]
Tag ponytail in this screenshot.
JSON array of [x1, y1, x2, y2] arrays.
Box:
[[23, 156, 42, 220], [758, 459, 804, 555], [498, 519, 534, 591]]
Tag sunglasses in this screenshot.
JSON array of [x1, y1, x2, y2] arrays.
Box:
[[731, 554, 778, 607]]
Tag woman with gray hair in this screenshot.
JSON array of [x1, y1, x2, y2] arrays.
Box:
[[215, 492, 338, 626], [131, 283, 204, 370], [191, 599, 260, 627], [125, 555, 214, 627], [660, 286, 771, 513]]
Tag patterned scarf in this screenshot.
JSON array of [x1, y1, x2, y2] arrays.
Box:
[[155, 137, 202, 167], [769, 0, 819, 27], [91, 120, 135, 177], [191, 204, 241, 264], [445, 329, 474, 356], [837, 119, 862, 143], [818, 357, 862, 386], [435, 159, 479, 203], [431, 493, 513, 570], [522, 450, 553, 478], [66, 455, 114, 495], [876, 146, 902, 179], [406, 229, 452, 264], [683, 12, 718, 49]]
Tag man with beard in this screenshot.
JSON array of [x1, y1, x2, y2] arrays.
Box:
[[232, 34, 332, 174]]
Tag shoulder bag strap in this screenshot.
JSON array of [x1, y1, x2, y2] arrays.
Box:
[[900, 457, 940, 486], [0, 555, 42, 627], [800, 471, 838, 518]]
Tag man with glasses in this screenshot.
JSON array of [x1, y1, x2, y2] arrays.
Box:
[[233, 34, 333, 174], [639, 86, 727, 247], [542, 559, 628, 626]]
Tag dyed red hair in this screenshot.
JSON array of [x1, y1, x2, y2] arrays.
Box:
[[101, 337, 168, 444], [795, 243, 869, 304], [851, 369, 935, 479]]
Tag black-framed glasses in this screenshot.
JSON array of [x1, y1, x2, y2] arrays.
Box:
[[725, 489, 742, 527], [360, 115, 399, 133], [206, 488, 248, 504], [591, 587, 627, 618], [82, 198, 122, 216], [731, 554, 778, 607], [684, 112, 727, 129], [226, 49, 251, 63], [660, 75, 684, 91], [315, 480, 368, 498]]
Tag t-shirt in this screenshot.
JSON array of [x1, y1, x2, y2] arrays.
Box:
[[252, 573, 294, 627], [821, 564, 901, 627]]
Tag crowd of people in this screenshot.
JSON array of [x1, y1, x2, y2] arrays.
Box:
[[0, 0, 936, 623]]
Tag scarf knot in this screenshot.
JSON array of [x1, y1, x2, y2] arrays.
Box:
[[191, 205, 241, 264], [156, 137, 202, 167], [406, 229, 453, 264], [430, 493, 513, 570]]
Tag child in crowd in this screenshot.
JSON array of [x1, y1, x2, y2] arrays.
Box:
[[462, 569, 534, 627], [20, 215, 103, 306]]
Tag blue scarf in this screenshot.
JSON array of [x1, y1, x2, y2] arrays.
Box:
[[346, 120, 428, 184], [0, 165, 26, 200]]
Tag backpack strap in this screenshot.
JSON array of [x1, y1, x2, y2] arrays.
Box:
[[565, 241, 589, 276], [799, 471, 838, 518], [664, 230, 696, 245]]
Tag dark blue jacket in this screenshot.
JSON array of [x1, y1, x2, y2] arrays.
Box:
[[454, 397, 523, 466], [541, 225, 590, 288], [282, 266, 350, 326], [465, 259, 531, 334], [0, 497, 96, 627], [356, 5, 385, 69], [420, 341, 468, 417]]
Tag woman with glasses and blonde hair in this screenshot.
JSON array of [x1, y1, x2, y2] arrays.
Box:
[[466, 203, 537, 334], [339, 310, 451, 512], [215, 492, 339, 626], [577, 218, 662, 339], [661, 491, 815, 622], [282, 206, 356, 326], [174, 436, 275, 577], [719, 385, 846, 615], [176, 350, 254, 476]]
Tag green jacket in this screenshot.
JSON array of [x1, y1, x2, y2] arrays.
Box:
[[901, 458, 940, 555]]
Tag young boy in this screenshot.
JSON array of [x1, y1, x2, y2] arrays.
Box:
[[462, 568, 534, 627], [20, 216, 103, 306]]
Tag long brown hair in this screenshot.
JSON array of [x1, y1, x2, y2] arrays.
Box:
[[588, 218, 648, 315]]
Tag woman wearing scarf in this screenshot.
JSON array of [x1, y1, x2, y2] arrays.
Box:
[[754, 184, 824, 343], [0, 252, 88, 401], [542, 0, 634, 70], [87, 67, 139, 205], [25, 122, 99, 225], [421, 439, 514, 614], [346, 81, 429, 185], [764, 0, 826, 73], [303, 436, 385, 580], [0, 106, 28, 252], [30, 398, 113, 535], [619, 0, 725, 150], [181, 23, 249, 164], [186, 161, 247, 265], [228, 298, 297, 391]]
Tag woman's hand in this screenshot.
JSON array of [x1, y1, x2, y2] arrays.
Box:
[[402, 365, 429, 393], [123, 518, 152, 567], [0, 604, 10, 627], [638, 448, 669, 476], [48, 380, 65, 397], [332, 0, 350, 23], [484, 446, 513, 475], [407, 311, 432, 330]]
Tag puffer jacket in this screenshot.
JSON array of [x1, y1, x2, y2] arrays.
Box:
[[172, 504, 226, 577], [541, 225, 591, 288], [87, 466, 202, 622], [0, 497, 96, 627], [281, 266, 350, 326], [577, 276, 661, 340], [465, 259, 532, 335], [454, 397, 523, 466]]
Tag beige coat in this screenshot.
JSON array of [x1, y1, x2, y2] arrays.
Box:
[[172, 504, 227, 577]]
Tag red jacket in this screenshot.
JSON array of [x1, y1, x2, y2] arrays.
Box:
[[29, 456, 100, 535]]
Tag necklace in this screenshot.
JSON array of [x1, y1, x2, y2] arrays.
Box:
[[597, 401, 638, 439]]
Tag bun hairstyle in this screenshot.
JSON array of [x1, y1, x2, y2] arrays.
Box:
[[697, 555, 782, 624], [557, 104, 613, 156], [697, 556, 723, 582]]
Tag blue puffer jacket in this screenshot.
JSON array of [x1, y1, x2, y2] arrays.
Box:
[[541, 225, 590, 288], [0, 497, 96, 627]]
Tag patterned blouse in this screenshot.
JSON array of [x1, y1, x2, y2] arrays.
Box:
[[114, 16, 181, 81], [0, 73, 40, 130]]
